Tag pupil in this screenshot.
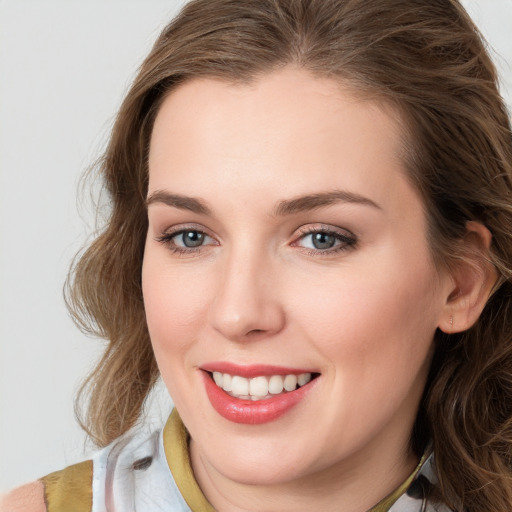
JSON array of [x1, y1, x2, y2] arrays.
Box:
[[312, 232, 335, 249], [183, 231, 204, 247]]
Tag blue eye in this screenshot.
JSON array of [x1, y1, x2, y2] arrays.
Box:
[[308, 232, 338, 250], [175, 230, 207, 248], [296, 228, 356, 253], [156, 228, 215, 253]]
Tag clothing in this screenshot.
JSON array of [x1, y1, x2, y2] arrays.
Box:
[[41, 409, 452, 511]]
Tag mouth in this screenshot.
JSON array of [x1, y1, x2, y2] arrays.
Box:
[[210, 371, 315, 400], [200, 364, 320, 424]]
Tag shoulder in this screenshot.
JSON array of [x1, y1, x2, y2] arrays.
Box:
[[0, 480, 46, 512], [1, 460, 93, 512], [41, 460, 93, 512], [0, 423, 179, 512]]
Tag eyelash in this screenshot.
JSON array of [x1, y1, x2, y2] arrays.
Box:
[[155, 225, 357, 256], [292, 226, 357, 256], [155, 226, 216, 256]]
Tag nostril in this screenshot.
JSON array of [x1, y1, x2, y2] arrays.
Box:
[[246, 329, 265, 336]]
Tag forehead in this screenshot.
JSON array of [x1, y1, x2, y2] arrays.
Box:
[[150, 68, 403, 159], [148, 67, 415, 214]]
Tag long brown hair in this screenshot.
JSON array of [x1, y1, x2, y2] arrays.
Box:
[[67, 0, 512, 509]]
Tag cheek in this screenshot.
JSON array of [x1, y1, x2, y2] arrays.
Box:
[[142, 251, 211, 365], [288, 254, 441, 373], [142, 254, 217, 415], [286, 257, 440, 436]]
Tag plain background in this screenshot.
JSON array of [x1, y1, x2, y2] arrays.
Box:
[[1, 0, 511, 491]]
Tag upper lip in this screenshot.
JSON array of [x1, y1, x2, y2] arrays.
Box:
[[200, 362, 318, 378]]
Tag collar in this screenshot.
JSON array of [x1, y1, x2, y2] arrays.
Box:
[[163, 409, 433, 512]]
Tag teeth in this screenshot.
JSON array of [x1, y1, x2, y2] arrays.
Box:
[[213, 372, 223, 386], [211, 371, 313, 400], [298, 373, 311, 386], [231, 376, 249, 395], [250, 376, 269, 397], [283, 374, 298, 391], [268, 375, 284, 394], [222, 373, 232, 392]]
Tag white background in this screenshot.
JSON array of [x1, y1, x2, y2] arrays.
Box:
[[1, 0, 511, 491]]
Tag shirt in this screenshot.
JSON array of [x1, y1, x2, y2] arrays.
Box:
[[41, 409, 452, 511]]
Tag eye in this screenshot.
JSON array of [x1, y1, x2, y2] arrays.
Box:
[[304, 232, 338, 250], [156, 227, 216, 254], [175, 230, 209, 248], [294, 226, 357, 254]]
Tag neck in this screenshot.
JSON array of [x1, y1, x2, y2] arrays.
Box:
[[189, 428, 418, 512]]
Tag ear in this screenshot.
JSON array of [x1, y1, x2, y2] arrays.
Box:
[[438, 221, 498, 334]]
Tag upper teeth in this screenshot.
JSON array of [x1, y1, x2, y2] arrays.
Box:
[[212, 372, 312, 401]]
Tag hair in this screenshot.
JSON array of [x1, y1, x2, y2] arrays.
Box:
[[66, 0, 512, 509]]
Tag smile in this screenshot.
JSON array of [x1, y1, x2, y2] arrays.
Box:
[[212, 371, 313, 401], [201, 364, 319, 424]]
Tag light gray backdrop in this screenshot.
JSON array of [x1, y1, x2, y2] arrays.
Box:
[[1, 0, 511, 491]]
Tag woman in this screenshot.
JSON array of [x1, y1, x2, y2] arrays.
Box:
[[3, 0, 511, 510]]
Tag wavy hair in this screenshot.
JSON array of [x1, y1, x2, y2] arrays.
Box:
[[67, 0, 512, 509]]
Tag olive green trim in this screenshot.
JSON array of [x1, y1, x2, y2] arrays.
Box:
[[163, 408, 425, 512], [163, 409, 216, 512], [370, 453, 427, 512], [41, 459, 93, 512]]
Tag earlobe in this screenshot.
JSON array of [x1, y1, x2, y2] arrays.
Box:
[[438, 221, 498, 334]]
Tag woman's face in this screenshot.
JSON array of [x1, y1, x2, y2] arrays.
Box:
[[142, 68, 452, 487]]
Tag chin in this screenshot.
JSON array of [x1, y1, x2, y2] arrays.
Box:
[[216, 456, 306, 486], [194, 427, 319, 486]]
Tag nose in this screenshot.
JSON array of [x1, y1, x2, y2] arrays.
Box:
[[208, 249, 286, 342]]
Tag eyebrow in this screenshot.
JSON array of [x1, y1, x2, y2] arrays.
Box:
[[273, 190, 381, 216], [146, 189, 380, 216], [146, 191, 212, 215]]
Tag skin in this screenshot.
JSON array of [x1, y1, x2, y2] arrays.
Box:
[[142, 67, 458, 512], [0, 481, 46, 512]]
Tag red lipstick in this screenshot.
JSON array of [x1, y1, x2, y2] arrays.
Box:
[[200, 363, 318, 425], [202, 362, 314, 378]]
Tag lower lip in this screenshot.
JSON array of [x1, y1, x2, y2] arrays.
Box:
[[202, 372, 317, 425]]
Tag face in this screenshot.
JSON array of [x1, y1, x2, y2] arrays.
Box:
[[142, 68, 451, 487]]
